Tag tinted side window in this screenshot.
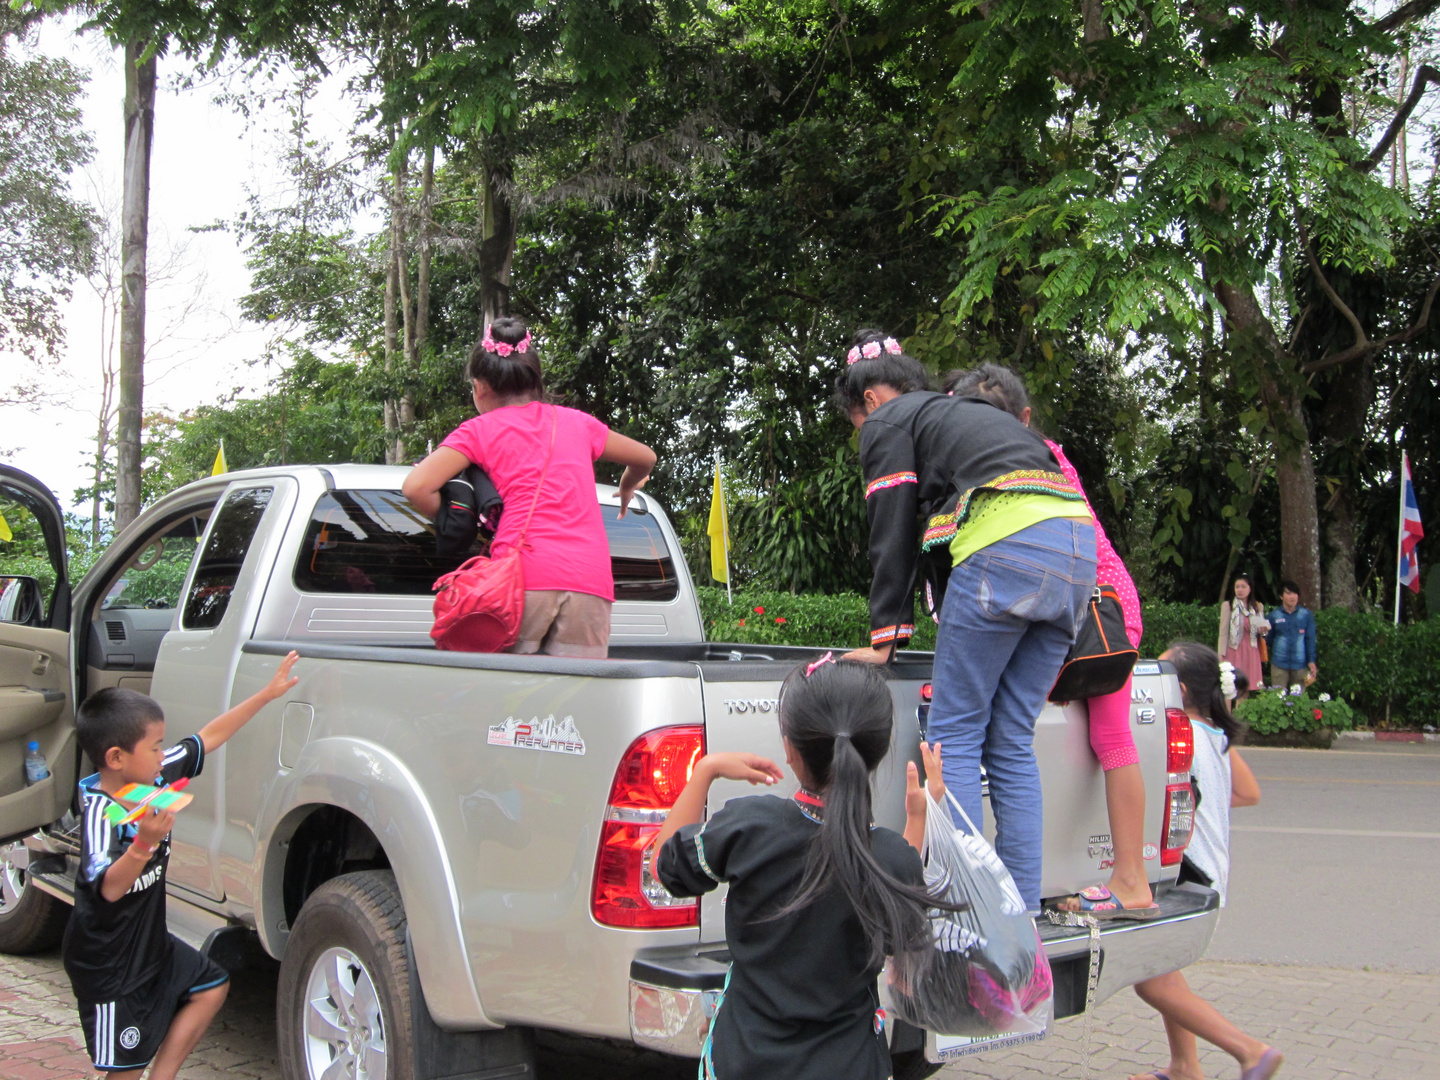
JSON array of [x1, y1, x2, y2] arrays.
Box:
[[293, 490, 679, 601], [604, 505, 678, 602], [183, 488, 274, 629], [295, 490, 466, 595]]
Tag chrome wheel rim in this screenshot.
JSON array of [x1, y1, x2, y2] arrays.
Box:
[[302, 946, 387, 1080], [0, 843, 27, 916]]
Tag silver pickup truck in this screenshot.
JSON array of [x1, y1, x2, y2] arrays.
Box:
[[0, 462, 1217, 1080]]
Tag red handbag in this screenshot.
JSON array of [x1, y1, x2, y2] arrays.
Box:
[[430, 408, 556, 652]]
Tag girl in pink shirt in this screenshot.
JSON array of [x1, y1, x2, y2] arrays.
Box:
[[945, 365, 1156, 918], [402, 317, 656, 658]]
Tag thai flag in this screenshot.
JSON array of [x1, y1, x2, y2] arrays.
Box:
[[1400, 452, 1424, 593]]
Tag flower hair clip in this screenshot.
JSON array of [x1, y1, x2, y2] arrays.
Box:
[[846, 337, 903, 364], [480, 329, 532, 357], [805, 651, 836, 677], [1218, 660, 1236, 699]]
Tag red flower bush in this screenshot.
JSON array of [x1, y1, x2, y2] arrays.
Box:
[[754, 606, 765, 614], [775, 617, 787, 625]]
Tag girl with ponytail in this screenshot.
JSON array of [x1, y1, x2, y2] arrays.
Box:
[[654, 657, 954, 1080], [1127, 642, 1282, 1080]]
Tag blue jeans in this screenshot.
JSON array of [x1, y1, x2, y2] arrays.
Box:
[[928, 516, 1097, 912]]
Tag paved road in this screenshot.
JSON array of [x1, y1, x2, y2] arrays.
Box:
[[2, 743, 1435, 1078], [1212, 741, 1440, 972]]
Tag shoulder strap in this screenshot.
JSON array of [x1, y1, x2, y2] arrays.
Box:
[[515, 406, 558, 550]]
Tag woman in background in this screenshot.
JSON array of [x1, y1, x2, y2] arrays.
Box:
[[1218, 574, 1268, 698]]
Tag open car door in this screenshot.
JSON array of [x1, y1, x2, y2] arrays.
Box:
[[0, 465, 75, 844]]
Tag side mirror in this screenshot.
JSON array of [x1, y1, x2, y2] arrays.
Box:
[[0, 575, 45, 626]]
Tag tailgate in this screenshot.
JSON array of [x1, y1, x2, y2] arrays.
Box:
[[695, 649, 934, 941], [696, 650, 1180, 915], [942, 661, 1179, 903]]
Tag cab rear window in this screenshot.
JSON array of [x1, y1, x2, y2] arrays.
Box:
[[294, 490, 679, 602]]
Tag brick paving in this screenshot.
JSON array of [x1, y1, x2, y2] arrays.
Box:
[[1, 947, 1435, 1079]]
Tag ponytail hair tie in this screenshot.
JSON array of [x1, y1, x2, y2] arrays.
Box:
[[480, 328, 533, 357], [846, 337, 903, 364]]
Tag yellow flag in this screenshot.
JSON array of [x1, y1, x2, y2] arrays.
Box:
[[211, 443, 227, 476], [0, 508, 10, 542], [706, 460, 730, 583]]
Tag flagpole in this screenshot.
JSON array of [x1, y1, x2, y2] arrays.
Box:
[[1395, 449, 1408, 627]]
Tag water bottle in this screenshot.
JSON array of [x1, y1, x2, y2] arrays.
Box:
[[24, 741, 49, 784]]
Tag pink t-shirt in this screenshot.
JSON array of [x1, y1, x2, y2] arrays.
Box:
[[440, 402, 614, 602], [1047, 440, 1142, 647]]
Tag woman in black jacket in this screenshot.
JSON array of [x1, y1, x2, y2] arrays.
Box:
[[836, 329, 1097, 913]]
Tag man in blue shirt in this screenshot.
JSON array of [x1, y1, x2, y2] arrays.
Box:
[[1267, 580, 1317, 690]]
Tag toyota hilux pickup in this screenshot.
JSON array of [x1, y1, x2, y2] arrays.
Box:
[[0, 462, 1217, 1080]]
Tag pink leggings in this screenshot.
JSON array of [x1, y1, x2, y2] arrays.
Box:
[[1086, 628, 1142, 772]]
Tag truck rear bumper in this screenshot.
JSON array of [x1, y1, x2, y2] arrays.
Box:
[[627, 882, 1219, 1058]]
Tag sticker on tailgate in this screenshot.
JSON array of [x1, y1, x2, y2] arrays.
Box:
[[929, 1026, 1048, 1061], [488, 715, 586, 755]]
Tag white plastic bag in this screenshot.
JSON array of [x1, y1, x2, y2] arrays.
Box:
[[887, 788, 1052, 1038]]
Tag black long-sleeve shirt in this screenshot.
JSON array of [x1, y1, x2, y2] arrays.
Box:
[[859, 392, 1080, 646]]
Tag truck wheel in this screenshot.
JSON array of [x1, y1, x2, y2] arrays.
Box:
[[277, 871, 414, 1080], [890, 1048, 944, 1080], [0, 840, 69, 955]]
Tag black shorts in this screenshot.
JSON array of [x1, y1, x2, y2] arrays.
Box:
[[77, 937, 230, 1072]]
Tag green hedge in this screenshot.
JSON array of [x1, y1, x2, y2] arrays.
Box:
[[697, 588, 938, 652], [698, 590, 1439, 727]]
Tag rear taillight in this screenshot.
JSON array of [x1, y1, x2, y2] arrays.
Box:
[[1166, 708, 1194, 774], [1160, 783, 1196, 865], [918, 683, 934, 739], [592, 726, 704, 929], [1160, 708, 1195, 865]]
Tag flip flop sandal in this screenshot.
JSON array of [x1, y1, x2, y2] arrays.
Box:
[[1053, 885, 1162, 921], [1240, 1047, 1284, 1080], [1136, 1072, 1171, 1080]]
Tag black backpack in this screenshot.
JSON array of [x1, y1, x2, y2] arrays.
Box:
[[435, 466, 504, 560]]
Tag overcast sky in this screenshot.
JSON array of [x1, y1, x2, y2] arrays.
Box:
[[2, 17, 356, 516]]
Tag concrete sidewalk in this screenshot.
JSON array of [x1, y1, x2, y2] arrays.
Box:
[[1, 947, 1435, 1079]]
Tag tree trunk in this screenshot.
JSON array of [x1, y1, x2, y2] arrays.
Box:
[[115, 41, 155, 530], [1317, 358, 1372, 611], [382, 143, 402, 466], [1212, 276, 1323, 605], [394, 161, 416, 462], [417, 143, 434, 351], [479, 158, 516, 327]]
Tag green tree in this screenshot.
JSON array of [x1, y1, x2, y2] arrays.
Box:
[[917, 0, 1436, 606], [0, 10, 97, 397]]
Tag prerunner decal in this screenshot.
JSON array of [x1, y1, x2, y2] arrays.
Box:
[[487, 715, 586, 756]]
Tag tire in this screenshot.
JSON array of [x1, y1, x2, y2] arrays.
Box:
[[890, 1048, 944, 1080], [0, 840, 70, 955], [277, 871, 414, 1080]]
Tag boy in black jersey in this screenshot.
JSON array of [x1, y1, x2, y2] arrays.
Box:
[[64, 651, 298, 1078]]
